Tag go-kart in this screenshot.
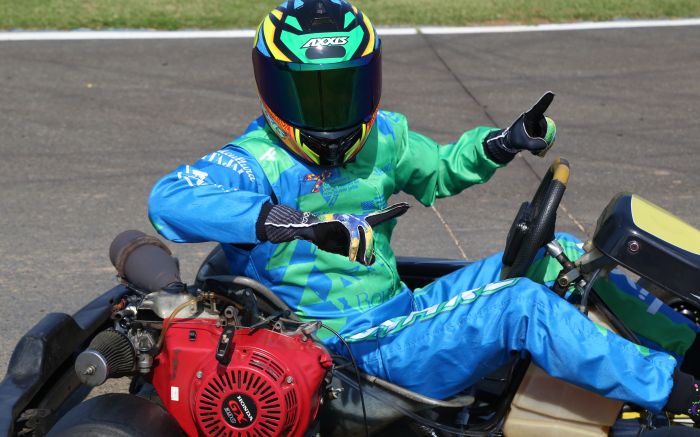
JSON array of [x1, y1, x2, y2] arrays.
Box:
[[1, 157, 699, 437]]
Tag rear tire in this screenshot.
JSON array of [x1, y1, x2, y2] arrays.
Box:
[[642, 426, 700, 436], [47, 393, 184, 437]]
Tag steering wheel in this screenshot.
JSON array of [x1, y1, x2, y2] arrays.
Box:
[[501, 158, 570, 279]]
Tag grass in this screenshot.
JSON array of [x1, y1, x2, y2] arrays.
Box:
[[1, 0, 699, 30]]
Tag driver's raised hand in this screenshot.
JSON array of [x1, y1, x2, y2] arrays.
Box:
[[484, 92, 557, 164], [257, 203, 409, 265]]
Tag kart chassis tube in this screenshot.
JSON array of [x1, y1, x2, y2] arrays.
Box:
[[0, 285, 128, 437]]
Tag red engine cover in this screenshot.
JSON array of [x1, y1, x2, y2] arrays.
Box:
[[152, 320, 332, 437]]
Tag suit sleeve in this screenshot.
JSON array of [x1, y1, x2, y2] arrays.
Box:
[[391, 112, 503, 206], [148, 146, 272, 244]]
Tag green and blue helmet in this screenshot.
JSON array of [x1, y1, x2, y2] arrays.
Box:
[[252, 0, 381, 167]]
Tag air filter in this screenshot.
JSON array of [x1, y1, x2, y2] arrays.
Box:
[[75, 329, 136, 387]]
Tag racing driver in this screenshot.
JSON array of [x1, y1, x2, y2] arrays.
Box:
[[148, 0, 700, 419]]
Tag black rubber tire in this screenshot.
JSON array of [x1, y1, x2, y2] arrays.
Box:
[[642, 426, 700, 436], [47, 393, 184, 437]]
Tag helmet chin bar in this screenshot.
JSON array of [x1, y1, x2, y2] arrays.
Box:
[[261, 101, 378, 167], [326, 143, 341, 164], [299, 125, 363, 167]]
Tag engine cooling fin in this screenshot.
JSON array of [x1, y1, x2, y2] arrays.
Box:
[[154, 324, 330, 437], [196, 367, 287, 437]]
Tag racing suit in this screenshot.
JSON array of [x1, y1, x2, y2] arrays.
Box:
[[149, 110, 693, 412]]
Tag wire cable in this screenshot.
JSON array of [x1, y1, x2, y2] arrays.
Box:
[[320, 323, 369, 437], [276, 318, 369, 435], [579, 268, 601, 315]]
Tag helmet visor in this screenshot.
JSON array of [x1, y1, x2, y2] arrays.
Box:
[[253, 48, 382, 132]]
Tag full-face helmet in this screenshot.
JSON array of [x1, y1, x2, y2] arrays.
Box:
[[252, 0, 381, 167]]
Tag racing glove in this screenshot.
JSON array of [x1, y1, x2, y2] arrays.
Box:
[[256, 203, 410, 265], [484, 91, 557, 164]]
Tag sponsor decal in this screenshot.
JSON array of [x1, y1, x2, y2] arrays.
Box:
[[302, 36, 348, 48], [263, 110, 288, 139], [177, 165, 208, 187], [304, 170, 332, 193], [346, 279, 518, 342], [221, 393, 257, 428], [259, 147, 277, 161], [301, 211, 312, 224], [302, 171, 365, 207], [201, 150, 257, 183]]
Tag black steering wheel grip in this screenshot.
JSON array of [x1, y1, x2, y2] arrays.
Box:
[[502, 158, 570, 279]]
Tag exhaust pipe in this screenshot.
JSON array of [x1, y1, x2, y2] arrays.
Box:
[[109, 230, 182, 292]]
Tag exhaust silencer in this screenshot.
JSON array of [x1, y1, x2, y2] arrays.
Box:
[[109, 230, 182, 292]]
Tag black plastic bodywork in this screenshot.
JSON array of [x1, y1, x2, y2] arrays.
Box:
[[0, 285, 128, 437], [593, 193, 700, 307]]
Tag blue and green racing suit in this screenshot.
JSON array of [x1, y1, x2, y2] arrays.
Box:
[[149, 110, 697, 412]]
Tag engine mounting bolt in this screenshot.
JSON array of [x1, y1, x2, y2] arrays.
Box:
[[627, 240, 641, 254], [286, 376, 294, 384], [328, 387, 344, 400], [196, 371, 203, 379]]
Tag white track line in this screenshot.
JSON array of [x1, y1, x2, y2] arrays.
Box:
[[379, 27, 418, 36], [420, 18, 700, 34], [0, 29, 256, 41], [0, 18, 699, 41]]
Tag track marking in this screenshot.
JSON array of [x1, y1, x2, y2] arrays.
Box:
[[420, 31, 591, 237], [380, 28, 419, 36], [431, 205, 469, 261], [419, 18, 700, 34], [2, 18, 700, 41], [0, 27, 415, 41], [0, 30, 257, 41]]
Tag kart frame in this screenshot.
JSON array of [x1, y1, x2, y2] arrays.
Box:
[[0, 257, 471, 437]]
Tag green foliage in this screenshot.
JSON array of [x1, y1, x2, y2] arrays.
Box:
[[1, 0, 699, 30]]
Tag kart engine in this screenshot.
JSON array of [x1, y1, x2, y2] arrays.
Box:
[[74, 230, 332, 437], [152, 320, 332, 437]]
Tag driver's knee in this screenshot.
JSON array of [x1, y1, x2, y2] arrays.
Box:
[[495, 278, 561, 319]]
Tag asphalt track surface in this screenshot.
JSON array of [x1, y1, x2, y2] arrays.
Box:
[[1, 28, 699, 391]]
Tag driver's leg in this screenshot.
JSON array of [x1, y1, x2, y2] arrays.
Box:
[[528, 233, 700, 366], [416, 232, 700, 368], [411, 251, 504, 306], [340, 276, 678, 412]]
